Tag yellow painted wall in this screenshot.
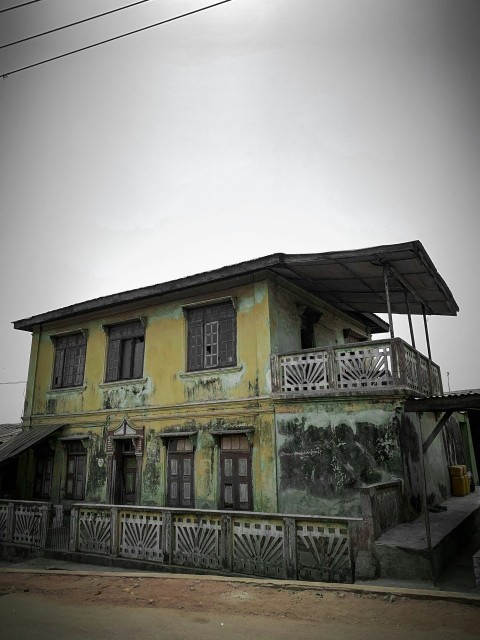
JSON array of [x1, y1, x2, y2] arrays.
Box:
[[25, 280, 273, 418]]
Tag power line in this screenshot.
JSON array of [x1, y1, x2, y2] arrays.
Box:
[[0, 0, 42, 14], [0, 381, 27, 385], [1, 0, 159, 50], [2, 0, 233, 78]]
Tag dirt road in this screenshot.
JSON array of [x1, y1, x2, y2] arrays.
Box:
[[0, 572, 479, 639]]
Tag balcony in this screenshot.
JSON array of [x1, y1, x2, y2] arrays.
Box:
[[270, 338, 442, 398]]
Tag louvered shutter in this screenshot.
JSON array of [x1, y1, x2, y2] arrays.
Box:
[[218, 304, 236, 367], [187, 308, 204, 371], [132, 338, 145, 378], [52, 346, 65, 388], [105, 337, 121, 382]]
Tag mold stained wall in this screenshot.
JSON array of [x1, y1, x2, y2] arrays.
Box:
[[268, 280, 370, 355], [275, 399, 404, 517]]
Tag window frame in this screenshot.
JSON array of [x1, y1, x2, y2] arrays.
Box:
[[104, 320, 145, 383], [51, 332, 87, 389], [186, 301, 237, 372]]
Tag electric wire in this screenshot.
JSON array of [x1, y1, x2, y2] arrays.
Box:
[[1, 0, 160, 50], [0, 0, 41, 14], [0, 381, 27, 385], [1, 0, 233, 77]]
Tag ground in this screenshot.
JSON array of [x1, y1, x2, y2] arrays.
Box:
[[0, 572, 479, 639]]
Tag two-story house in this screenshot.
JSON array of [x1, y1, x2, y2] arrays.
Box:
[[3, 241, 476, 528]]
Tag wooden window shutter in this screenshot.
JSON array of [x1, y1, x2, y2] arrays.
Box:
[[53, 346, 65, 388], [105, 338, 121, 382], [187, 309, 204, 371], [132, 338, 145, 379]]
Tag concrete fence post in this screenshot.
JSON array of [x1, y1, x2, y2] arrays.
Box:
[[162, 510, 173, 565], [283, 517, 298, 580], [221, 514, 233, 572], [6, 502, 15, 543], [69, 506, 79, 552], [110, 507, 119, 557]]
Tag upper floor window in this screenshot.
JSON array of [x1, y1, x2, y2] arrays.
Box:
[[187, 302, 236, 371], [105, 320, 145, 382], [52, 333, 87, 389]]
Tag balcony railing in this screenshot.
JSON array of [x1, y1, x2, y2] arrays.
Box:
[[271, 338, 442, 397]]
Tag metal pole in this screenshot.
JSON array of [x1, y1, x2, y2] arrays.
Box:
[[422, 304, 432, 360], [416, 413, 437, 586], [404, 288, 416, 349], [384, 265, 395, 339]]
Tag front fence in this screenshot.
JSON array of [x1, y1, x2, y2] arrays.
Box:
[[70, 504, 360, 583], [0, 500, 362, 582]]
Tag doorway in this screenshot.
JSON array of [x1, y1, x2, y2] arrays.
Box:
[[114, 439, 137, 505]]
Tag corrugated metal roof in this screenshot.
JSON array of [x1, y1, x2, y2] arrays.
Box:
[[0, 424, 64, 464], [13, 241, 458, 332], [405, 391, 480, 412], [0, 423, 22, 444]]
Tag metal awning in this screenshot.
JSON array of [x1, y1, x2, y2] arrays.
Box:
[[270, 242, 458, 317], [13, 241, 458, 333], [0, 424, 64, 464]]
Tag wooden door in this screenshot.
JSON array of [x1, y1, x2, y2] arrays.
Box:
[[122, 456, 137, 504], [167, 438, 194, 508], [220, 434, 252, 510]]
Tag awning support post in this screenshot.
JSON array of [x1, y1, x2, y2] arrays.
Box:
[[404, 289, 416, 349], [383, 265, 395, 339], [422, 304, 432, 360]]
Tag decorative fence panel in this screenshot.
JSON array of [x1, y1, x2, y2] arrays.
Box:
[[0, 500, 50, 549], [232, 516, 285, 578], [173, 513, 221, 570], [64, 504, 360, 583], [119, 509, 164, 562], [278, 351, 330, 393], [77, 506, 111, 554], [336, 343, 393, 390], [296, 521, 352, 582], [273, 338, 442, 397]]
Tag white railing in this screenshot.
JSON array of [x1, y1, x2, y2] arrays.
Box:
[[67, 503, 361, 583], [271, 338, 442, 397]]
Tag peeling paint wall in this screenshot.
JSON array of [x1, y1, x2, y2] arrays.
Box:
[[275, 400, 403, 517]]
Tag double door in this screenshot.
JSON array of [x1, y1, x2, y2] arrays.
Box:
[[167, 437, 194, 508], [220, 434, 252, 510]]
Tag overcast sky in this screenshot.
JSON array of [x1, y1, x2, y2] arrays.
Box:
[[1, 0, 479, 423]]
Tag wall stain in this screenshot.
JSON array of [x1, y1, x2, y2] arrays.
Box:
[[278, 417, 401, 501]]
